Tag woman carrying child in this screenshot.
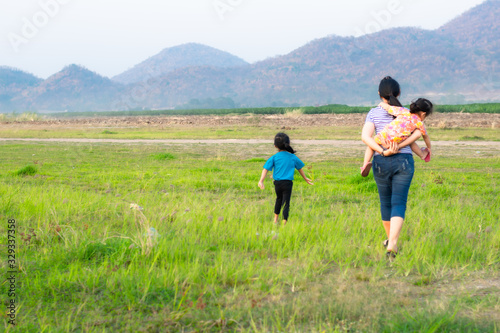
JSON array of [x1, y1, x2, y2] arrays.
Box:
[[361, 98, 434, 177], [361, 76, 433, 259]]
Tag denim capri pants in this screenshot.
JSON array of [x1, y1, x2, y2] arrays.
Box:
[[372, 153, 415, 221]]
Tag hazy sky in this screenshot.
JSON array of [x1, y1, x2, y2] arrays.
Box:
[[0, 0, 486, 78]]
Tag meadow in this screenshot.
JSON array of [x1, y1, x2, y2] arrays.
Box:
[[1, 126, 499, 142], [1, 134, 499, 332]]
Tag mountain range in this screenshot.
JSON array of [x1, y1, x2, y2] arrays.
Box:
[[0, 0, 498, 112]]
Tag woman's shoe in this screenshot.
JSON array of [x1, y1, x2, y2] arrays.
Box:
[[383, 239, 388, 248], [386, 250, 397, 260]]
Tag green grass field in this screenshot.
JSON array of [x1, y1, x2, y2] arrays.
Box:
[[1, 126, 499, 142], [1, 139, 499, 332]]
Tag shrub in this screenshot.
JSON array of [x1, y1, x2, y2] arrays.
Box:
[[151, 153, 175, 161], [243, 158, 267, 163], [16, 165, 37, 176]]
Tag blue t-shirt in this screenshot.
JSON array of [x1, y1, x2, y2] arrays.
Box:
[[263, 151, 305, 181], [365, 106, 412, 155]]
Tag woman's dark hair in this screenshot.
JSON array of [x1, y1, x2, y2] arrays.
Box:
[[410, 98, 434, 117], [274, 133, 295, 154], [379, 76, 403, 107]]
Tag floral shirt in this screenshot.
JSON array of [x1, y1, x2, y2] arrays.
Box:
[[375, 106, 426, 144]]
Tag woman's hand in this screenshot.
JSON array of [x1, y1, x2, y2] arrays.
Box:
[[382, 140, 400, 156]]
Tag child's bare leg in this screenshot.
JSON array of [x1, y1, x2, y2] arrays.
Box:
[[361, 147, 374, 177], [274, 214, 279, 224], [410, 142, 428, 160], [363, 146, 375, 166]]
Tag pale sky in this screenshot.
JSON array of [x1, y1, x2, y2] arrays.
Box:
[[0, 0, 487, 79]]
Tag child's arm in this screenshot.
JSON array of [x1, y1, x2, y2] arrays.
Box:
[[298, 169, 314, 185], [398, 129, 422, 149], [379, 102, 408, 117], [258, 169, 268, 189]]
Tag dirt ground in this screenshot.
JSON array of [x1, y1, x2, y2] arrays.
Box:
[[2, 113, 499, 128]]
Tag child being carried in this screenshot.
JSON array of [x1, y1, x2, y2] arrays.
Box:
[[361, 98, 433, 177]]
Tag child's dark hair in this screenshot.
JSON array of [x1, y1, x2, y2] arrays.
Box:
[[274, 133, 295, 154], [410, 98, 434, 117], [379, 76, 403, 107]]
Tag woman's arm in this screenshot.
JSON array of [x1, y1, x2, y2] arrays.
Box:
[[361, 123, 399, 156], [362, 122, 385, 154], [362, 122, 399, 156]]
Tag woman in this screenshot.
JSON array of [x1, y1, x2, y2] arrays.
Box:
[[362, 76, 423, 259]]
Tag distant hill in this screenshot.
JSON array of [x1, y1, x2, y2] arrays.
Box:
[[112, 0, 500, 108], [112, 43, 249, 85], [0, 67, 42, 110], [122, 0, 499, 108], [17, 65, 123, 111], [439, 0, 499, 51], [0, 0, 498, 112], [435, 0, 500, 102]]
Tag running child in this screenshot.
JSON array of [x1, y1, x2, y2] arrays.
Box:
[[361, 98, 434, 177], [258, 133, 313, 225]]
